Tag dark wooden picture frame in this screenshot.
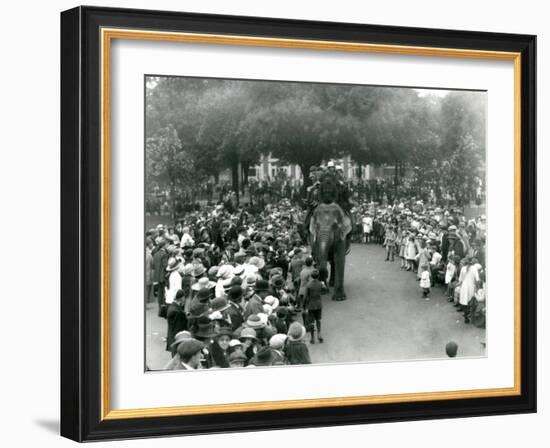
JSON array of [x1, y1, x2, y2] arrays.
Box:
[[61, 5, 536, 442]]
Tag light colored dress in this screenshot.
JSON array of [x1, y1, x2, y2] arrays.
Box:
[[165, 270, 182, 304], [458, 265, 479, 306], [416, 248, 430, 277], [445, 262, 457, 285], [420, 270, 431, 289], [362, 216, 373, 234], [405, 240, 417, 260]]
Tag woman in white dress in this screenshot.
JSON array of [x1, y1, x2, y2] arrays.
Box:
[[457, 257, 479, 321]]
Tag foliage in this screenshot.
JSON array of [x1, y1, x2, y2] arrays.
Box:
[[145, 76, 487, 207], [145, 124, 196, 209]]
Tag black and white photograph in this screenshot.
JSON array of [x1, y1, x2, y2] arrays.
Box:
[[144, 76, 488, 371]]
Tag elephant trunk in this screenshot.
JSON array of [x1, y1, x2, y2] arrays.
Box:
[[315, 228, 333, 282]]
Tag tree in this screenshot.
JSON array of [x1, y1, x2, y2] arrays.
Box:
[[439, 91, 486, 204], [145, 124, 195, 218], [246, 83, 363, 189]]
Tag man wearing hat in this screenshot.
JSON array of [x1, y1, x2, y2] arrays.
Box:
[[444, 225, 466, 263], [174, 339, 205, 370], [187, 288, 212, 331], [289, 247, 305, 292], [248, 345, 277, 367], [164, 257, 182, 305], [163, 331, 192, 369], [226, 285, 245, 331], [152, 238, 169, 316], [228, 349, 248, 368], [243, 279, 269, 320], [209, 297, 232, 328], [192, 315, 217, 344], [166, 289, 188, 355]]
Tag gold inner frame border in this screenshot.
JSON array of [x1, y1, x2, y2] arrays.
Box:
[[100, 27, 522, 421]]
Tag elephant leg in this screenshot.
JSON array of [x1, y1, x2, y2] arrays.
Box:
[[332, 242, 347, 301], [328, 255, 335, 287]]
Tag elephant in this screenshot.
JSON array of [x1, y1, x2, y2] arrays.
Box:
[[309, 202, 352, 301]]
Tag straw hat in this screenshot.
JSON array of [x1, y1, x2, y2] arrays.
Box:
[[191, 276, 216, 291], [217, 264, 235, 280], [245, 314, 265, 330], [287, 322, 306, 342], [170, 330, 192, 349], [165, 257, 181, 272]]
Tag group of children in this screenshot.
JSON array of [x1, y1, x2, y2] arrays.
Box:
[[378, 216, 486, 328]]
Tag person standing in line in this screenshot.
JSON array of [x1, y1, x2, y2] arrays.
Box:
[[152, 238, 169, 316], [164, 257, 182, 305], [166, 289, 188, 356], [457, 257, 480, 323], [145, 238, 154, 303], [175, 339, 205, 370], [303, 269, 324, 343], [297, 256, 314, 311], [405, 234, 417, 271], [383, 224, 397, 262], [362, 212, 373, 244], [285, 322, 312, 365], [415, 239, 431, 280], [419, 264, 431, 299], [444, 255, 459, 302]]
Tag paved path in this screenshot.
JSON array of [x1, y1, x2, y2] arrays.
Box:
[[146, 243, 486, 369]]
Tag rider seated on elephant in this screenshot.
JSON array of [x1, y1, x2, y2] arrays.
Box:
[[304, 166, 354, 253]]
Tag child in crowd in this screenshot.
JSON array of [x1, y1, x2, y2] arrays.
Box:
[[405, 234, 417, 271], [419, 264, 431, 299], [470, 271, 486, 328], [445, 255, 459, 301], [383, 225, 397, 262], [398, 230, 408, 269], [415, 239, 431, 280]]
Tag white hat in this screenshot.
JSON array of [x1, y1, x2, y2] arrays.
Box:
[[229, 339, 242, 348], [216, 264, 235, 280], [327, 161, 335, 168], [269, 334, 288, 350], [264, 295, 280, 310]]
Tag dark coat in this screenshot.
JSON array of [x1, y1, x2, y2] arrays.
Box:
[[152, 247, 168, 283], [166, 301, 188, 353], [225, 301, 244, 331], [207, 341, 230, 368], [285, 340, 312, 365], [243, 294, 264, 320]]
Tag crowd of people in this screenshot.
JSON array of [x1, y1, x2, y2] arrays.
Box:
[[145, 198, 319, 370], [145, 167, 487, 370], [354, 199, 487, 326]]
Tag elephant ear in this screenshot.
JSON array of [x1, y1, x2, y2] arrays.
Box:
[[309, 211, 317, 244], [341, 211, 353, 239]]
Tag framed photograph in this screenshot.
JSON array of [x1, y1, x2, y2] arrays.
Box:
[[60, 6, 536, 441]]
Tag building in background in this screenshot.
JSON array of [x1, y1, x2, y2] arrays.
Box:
[[246, 154, 390, 183]]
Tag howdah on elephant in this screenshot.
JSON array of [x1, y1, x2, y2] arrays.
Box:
[[309, 202, 352, 301]]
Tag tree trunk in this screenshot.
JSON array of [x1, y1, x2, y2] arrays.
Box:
[[231, 160, 240, 204], [300, 164, 312, 197], [170, 180, 176, 220], [241, 162, 249, 196], [394, 160, 399, 197]]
